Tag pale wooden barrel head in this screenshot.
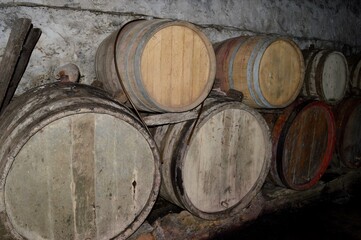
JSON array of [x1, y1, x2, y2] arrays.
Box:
[[5, 113, 155, 240], [322, 52, 348, 101], [140, 23, 214, 110], [183, 108, 267, 213], [259, 39, 304, 106]]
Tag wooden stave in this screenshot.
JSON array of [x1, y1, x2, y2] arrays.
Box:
[[215, 36, 263, 107], [266, 99, 336, 190], [95, 20, 151, 105], [96, 19, 216, 113], [302, 49, 321, 97], [335, 97, 361, 168], [303, 49, 348, 104], [214, 36, 304, 108], [214, 36, 249, 91], [153, 98, 272, 220], [0, 83, 161, 240]]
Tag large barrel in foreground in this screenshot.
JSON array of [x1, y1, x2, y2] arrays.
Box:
[[265, 100, 336, 190], [303, 50, 348, 104], [335, 98, 361, 168], [214, 36, 304, 108], [153, 99, 271, 220], [0, 83, 161, 240], [96, 19, 216, 112]]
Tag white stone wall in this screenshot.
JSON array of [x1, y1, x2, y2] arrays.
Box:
[[0, 0, 360, 94]]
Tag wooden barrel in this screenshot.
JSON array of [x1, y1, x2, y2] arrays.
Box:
[[335, 98, 361, 168], [153, 99, 271, 220], [264, 100, 336, 190], [214, 36, 304, 108], [303, 50, 348, 104], [96, 19, 216, 113], [347, 54, 361, 89], [0, 83, 161, 240]]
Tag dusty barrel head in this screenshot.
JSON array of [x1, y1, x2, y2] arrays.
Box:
[[0, 83, 161, 240], [153, 98, 271, 220]]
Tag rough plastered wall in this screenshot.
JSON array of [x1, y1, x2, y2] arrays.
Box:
[[0, 0, 360, 95]]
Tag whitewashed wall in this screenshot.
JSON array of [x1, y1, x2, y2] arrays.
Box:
[[0, 0, 360, 94]]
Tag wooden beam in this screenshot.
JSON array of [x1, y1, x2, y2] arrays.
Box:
[[1, 27, 42, 111]]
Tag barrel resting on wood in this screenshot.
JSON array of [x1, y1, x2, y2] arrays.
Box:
[[214, 36, 305, 108], [96, 19, 216, 113], [152, 98, 272, 220]]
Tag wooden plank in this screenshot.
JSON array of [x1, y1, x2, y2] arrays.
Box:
[[143, 105, 200, 126], [225, 88, 243, 102], [1, 28, 41, 111], [71, 114, 96, 239], [142, 91, 244, 127], [0, 18, 32, 110]]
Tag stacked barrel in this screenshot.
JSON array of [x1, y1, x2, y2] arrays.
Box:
[[338, 55, 361, 169], [214, 36, 305, 108], [0, 17, 359, 240], [95, 19, 216, 112], [214, 35, 351, 191], [95, 19, 273, 221]]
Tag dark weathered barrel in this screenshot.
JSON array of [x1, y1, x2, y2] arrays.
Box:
[[96, 19, 216, 112], [347, 54, 361, 90], [303, 49, 348, 104], [214, 36, 304, 108], [0, 83, 161, 240], [335, 97, 361, 168], [153, 99, 271, 220], [264, 100, 336, 190]]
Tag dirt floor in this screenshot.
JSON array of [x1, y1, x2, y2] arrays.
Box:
[[212, 181, 361, 240]]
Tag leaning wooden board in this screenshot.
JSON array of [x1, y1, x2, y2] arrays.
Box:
[[0, 18, 41, 112]]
